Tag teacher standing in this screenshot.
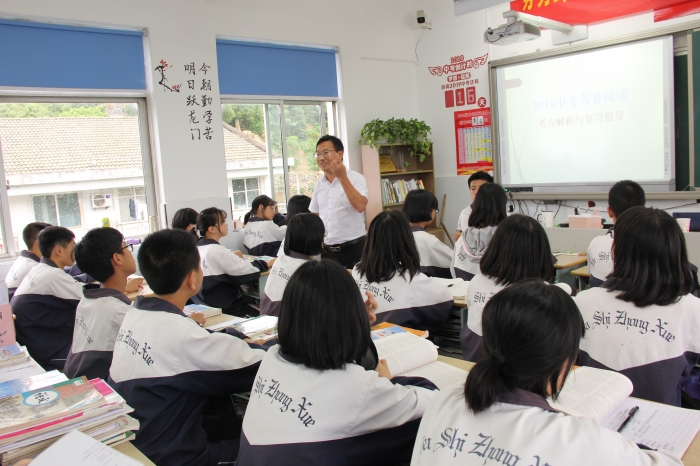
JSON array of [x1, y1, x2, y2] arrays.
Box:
[[310, 135, 368, 269]]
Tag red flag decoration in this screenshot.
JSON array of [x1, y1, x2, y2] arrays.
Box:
[[508, 0, 700, 24]]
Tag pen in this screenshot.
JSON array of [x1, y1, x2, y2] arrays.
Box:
[[617, 406, 639, 432]]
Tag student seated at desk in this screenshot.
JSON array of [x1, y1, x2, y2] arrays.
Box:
[[172, 207, 199, 237], [11, 226, 83, 371], [587, 180, 645, 287], [411, 280, 682, 466], [575, 207, 700, 406], [64, 228, 144, 381], [455, 170, 492, 241], [5, 222, 50, 300], [276, 194, 311, 258], [451, 183, 507, 281], [403, 189, 453, 279], [461, 214, 563, 362], [260, 213, 323, 317], [237, 259, 438, 466], [193, 207, 274, 317], [243, 195, 287, 257], [352, 211, 453, 328], [109, 229, 266, 466]]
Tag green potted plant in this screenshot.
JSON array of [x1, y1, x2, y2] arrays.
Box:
[[359, 118, 432, 169]]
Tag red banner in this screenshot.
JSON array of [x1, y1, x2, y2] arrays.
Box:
[[508, 0, 696, 24], [654, 0, 700, 21]]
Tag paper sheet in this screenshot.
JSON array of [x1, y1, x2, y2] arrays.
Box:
[[29, 430, 140, 466], [430, 278, 470, 299], [204, 318, 245, 332], [374, 333, 438, 376], [601, 398, 700, 457], [402, 361, 468, 390]]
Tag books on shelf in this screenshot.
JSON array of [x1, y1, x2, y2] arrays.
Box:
[[184, 304, 222, 319], [549, 366, 700, 457], [381, 178, 425, 205], [374, 333, 467, 390]]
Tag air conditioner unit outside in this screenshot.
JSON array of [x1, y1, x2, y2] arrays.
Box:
[[92, 194, 113, 209]]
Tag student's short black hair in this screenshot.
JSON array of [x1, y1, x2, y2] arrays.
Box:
[[402, 189, 438, 223], [278, 260, 371, 370], [607, 207, 695, 307], [38, 226, 75, 258], [172, 208, 198, 230], [197, 207, 227, 238], [284, 213, 324, 256], [480, 214, 555, 285], [22, 222, 51, 250], [608, 180, 645, 218], [468, 182, 507, 229], [286, 195, 311, 218], [244, 195, 276, 224], [138, 229, 200, 295], [316, 134, 344, 152], [74, 228, 125, 283], [356, 210, 421, 283], [468, 171, 493, 188], [464, 280, 584, 414]]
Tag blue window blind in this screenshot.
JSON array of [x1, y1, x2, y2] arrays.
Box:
[[216, 40, 338, 97], [0, 19, 145, 90]]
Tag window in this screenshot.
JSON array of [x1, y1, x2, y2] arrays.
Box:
[[231, 178, 260, 210], [117, 187, 147, 222], [32, 193, 81, 227]]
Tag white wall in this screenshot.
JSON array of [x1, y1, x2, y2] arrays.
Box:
[[412, 0, 700, 231], [0, 0, 422, 220]]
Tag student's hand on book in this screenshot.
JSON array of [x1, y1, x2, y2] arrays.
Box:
[[364, 291, 378, 324], [125, 277, 144, 293], [266, 257, 277, 268], [188, 312, 206, 325], [376, 359, 392, 379], [233, 250, 244, 259]]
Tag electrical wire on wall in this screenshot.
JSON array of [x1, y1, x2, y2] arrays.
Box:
[[415, 28, 426, 64]]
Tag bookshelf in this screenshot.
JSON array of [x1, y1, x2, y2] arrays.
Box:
[[362, 144, 442, 240]]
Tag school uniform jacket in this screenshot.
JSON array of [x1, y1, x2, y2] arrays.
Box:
[[109, 296, 265, 466], [352, 267, 454, 328], [455, 205, 472, 233], [410, 384, 682, 466], [451, 226, 496, 281], [412, 226, 453, 279], [10, 258, 84, 371], [64, 288, 133, 381], [5, 251, 40, 300], [575, 283, 700, 406], [260, 252, 311, 317], [244, 217, 287, 257], [193, 238, 268, 312], [587, 228, 614, 287], [236, 345, 439, 466]]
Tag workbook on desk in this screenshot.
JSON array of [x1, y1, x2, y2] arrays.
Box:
[[374, 333, 467, 390], [548, 366, 700, 456], [430, 278, 470, 300], [183, 304, 222, 319]]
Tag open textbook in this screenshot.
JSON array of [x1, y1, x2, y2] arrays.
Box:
[[549, 366, 700, 457], [374, 333, 467, 390]]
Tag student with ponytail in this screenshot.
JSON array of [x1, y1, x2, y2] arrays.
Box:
[[243, 195, 287, 257], [193, 207, 275, 317], [411, 281, 682, 466]]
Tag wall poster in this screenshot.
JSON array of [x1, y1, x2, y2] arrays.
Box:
[[454, 108, 493, 176]]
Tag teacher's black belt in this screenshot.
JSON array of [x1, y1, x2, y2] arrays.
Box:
[[324, 236, 365, 253]]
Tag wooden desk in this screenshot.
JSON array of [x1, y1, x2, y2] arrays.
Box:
[[437, 355, 700, 464], [571, 265, 590, 277], [113, 442, 155, 465], [126, 284, 154, 301], [553, 254, 587, 289]]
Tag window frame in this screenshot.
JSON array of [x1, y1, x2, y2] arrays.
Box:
[[0, 94, 158, 258], [32, 192, 82, 228], [231, 177, 261, 210]]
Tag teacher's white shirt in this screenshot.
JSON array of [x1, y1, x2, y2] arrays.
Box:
[[310, 169, 368, 245]]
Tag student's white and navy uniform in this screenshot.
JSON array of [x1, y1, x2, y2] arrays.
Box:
[[109, 296, 265, 466], [587, 227, 614, 287], [64, 288, 133, 381], [410, 384, 682, 466], [352, 267, 454, 328], [5, 251, 39, 300], [412, 226, 453, 279], [575, 282, 700, 406], [455, 204, 472, 234], [193, 238, 269, 316], [236, 345, 438, 466], [260, 251, 311, 317], [10, 258, 84, 370], [244, 217, 287, 257], [451, 226, 496, 281]]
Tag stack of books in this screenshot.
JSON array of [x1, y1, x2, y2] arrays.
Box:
[[0, 344, 45, 384], [184, 303, 222, 319], [381, 178, 425, 205], [0, 376, 138, 464]]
